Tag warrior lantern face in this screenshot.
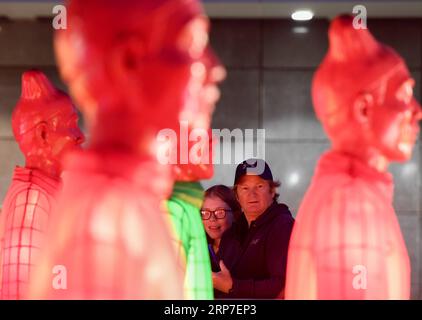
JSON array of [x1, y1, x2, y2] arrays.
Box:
[[312, 15, 422, 165], [12, 70, 84, 176], [54, 0, 224, 158], [369, 76, 421, 161]]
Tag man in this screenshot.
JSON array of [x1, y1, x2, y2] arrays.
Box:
[[28, 0, 223, 299], [285, 16, 421, 299], [0, 70, 84, 299], [213, 158, 294, 299]]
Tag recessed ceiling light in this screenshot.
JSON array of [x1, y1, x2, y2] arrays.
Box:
[[291, 10, 314, 21], [293, 26, 309, 34]]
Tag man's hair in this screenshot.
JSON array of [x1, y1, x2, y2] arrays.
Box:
[[269, 180, 281, 202]]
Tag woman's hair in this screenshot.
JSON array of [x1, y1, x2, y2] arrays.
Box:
[[203, 185, 242, 245], [204, 185, 242, 221]]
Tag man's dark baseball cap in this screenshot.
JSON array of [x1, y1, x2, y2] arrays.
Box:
[[234, 158, 273, 185]]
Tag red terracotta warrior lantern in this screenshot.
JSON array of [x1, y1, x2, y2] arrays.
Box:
[[28, 0, 219, 299], [285, 15, 421, 299], [0, 70, 84, 299], [166, 48, 225, 299]]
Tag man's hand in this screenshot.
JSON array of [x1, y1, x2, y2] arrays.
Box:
[[212, 261, 233, 293]]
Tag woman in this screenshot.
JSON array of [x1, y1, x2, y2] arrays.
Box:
[[201, 185, 241, 272]]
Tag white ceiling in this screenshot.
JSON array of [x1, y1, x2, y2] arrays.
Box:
[[0, 1, 421, 19]]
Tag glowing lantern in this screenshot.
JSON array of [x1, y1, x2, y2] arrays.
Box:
[[0, 70, 84, 299], [285, 15, 419, 299]]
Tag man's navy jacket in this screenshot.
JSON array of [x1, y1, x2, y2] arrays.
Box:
[[217, 201, 295, 299]]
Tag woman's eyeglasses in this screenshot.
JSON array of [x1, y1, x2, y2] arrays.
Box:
[[200, 208, 231, 220]]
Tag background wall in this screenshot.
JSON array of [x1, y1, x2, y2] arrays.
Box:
[[0, 18, 421, 298]]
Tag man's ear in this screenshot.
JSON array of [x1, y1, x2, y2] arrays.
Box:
[[34, 122, 49, 145], [353, 93, 374, 124]]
